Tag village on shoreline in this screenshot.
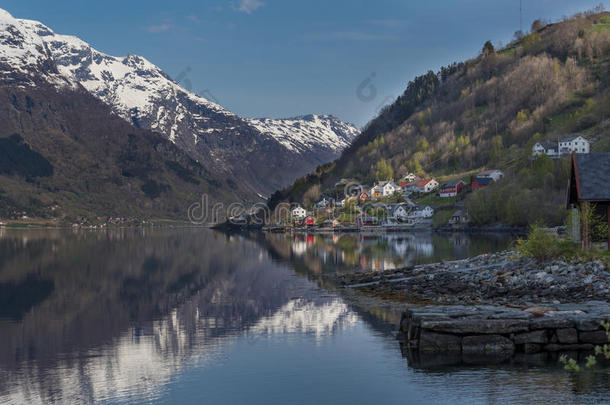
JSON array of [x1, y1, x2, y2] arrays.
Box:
[[258, 136, 596, 234], [261, 168, 505, 233]]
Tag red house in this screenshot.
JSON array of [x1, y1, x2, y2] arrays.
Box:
[[471, 176, 494, 190], [305, 217, 316, 227], [439, 180, 465, 197]]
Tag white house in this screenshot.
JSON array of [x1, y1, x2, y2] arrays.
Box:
[[381, 181, 400, 197], [449, 210, 469, 224], [291, 205, 307, 219], [476, 170, 504, 181], [559, 136, 589, 154], [408, 206, 434, 219], [403, 173, 418, 183], [415, 179, 439, 193], [532, 141, 560, 157], [315, 197, 332, 209], [387, 204, 410, 221], [371, 181, 399, 199]]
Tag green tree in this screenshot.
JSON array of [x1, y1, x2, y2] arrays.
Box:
[[482, 40, 495, 56], [375, 159, 394, 181], [516, 109, 529, 122], [490, 135, 503, 164], [416, 138, 430, 152], [406, 158, 424, 175], [533, 154, 554, 178]]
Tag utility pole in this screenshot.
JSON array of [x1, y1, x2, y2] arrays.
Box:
[[520, 0, 523, 33]]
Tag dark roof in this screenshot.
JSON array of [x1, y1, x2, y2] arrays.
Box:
[[474, 177, 494, 185], [571, 153, 610, 201], [536, 141, 557, 150], [561, 136, 580, 143], [441, 180, 464, 188]]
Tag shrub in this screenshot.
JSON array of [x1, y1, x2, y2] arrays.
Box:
[[517, 224, 560, 261], [560, 320, 610, 371]]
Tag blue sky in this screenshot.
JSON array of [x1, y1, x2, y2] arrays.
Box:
[[3, 0, 606, 126]]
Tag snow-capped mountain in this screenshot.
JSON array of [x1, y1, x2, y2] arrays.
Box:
[[247, 114, 359, 155], [0, 9, 358, 198]]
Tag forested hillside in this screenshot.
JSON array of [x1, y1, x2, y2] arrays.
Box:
[[269, 8, 610, 227]]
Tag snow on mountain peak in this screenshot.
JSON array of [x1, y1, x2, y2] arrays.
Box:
[[246, 114, 359, 154], [0, 8, 228, 115]]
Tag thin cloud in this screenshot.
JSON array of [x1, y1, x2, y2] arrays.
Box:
[[233, 0, 265, 14], [145, 23, 173, 33], [186, 14, 200, 23]]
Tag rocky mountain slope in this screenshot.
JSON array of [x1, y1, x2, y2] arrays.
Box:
[[0, 9, 358, 199], [0, 75, 240, 220]]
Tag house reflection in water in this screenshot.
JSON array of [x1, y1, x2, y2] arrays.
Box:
[[272, 231, 513, 275]]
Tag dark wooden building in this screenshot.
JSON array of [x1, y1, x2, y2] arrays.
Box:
[[567, 153, 610, 250]]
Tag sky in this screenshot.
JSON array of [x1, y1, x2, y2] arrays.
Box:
[[2, 0, 606, 127]]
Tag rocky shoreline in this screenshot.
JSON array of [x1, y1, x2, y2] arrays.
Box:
[[398, 302, 610, 366], [333, 250, 609, 305], [330, 250, 609, 365]]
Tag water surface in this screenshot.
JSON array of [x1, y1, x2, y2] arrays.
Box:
[[0, 228, 607, 404]]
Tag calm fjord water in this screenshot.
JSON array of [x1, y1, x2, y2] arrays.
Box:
[[0, 228, 607, 404]]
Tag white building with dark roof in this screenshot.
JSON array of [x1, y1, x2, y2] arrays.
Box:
[[560, 136, 589, 154], [532, 141, 560, 157], [533, 136, 589, 158]]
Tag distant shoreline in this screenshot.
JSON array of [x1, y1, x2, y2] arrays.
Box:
[[0, 219, 211, 229]]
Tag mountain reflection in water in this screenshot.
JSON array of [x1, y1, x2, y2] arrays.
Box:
[[0, 228, 608, 405], [0, 228, 358, 404]]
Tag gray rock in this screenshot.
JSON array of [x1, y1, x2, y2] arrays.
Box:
[[556, 328, 578, 344], [421, 319, 529, 334], [579, 330, 609, 344], [529, 317, 574, 330], [419, 331, 462, 353], [514, 330, 548, 344], [462, 335, 515, 354], [573, 316, 604, 331], [489, 311, 533, 320]]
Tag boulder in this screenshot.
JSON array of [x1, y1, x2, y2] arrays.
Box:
[[489, 311, 533, 320], [420, 319, 529, 334], [419, 331, 462, 353], [556, 328, 578, 344], [462, 335, 515, 355], [529, 317, 574, 330], [513, 330, 548, 344], [573, 316, 604, 331], [579, 330, 609, 344]]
